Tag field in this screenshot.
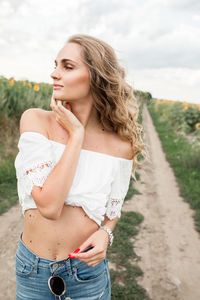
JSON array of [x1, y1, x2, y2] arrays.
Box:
[[0, 76, 52, 214]]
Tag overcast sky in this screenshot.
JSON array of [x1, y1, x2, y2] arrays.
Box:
[[0, 0, 199, 104]]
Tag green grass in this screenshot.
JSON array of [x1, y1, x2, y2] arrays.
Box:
[[124, 174, 142, 202], [107, 211, 150, 300], [107, 170, 150, 300], [148, 102, 200, 233], [106, 97, 150, 299], [0, 153, 18, 214]]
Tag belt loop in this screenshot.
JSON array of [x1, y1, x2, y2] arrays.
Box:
[[66, 258, 73, 276], [33, 256, 40, 274]]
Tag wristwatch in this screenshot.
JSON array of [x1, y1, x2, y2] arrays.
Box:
[[99, 225, 114, 246]]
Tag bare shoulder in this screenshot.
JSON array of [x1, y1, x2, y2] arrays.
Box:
[[19, 108, 49, 136], [108, 131, 133, 160]]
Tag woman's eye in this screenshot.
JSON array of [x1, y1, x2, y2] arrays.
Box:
[[53, 66, 73, 70], [64, 66, 73, 70]]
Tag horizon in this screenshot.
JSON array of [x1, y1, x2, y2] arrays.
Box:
[[2, 74, 199, 105]]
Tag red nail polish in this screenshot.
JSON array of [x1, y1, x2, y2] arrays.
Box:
[[68, 254, 76, 259], [73, 248, 80, 254]]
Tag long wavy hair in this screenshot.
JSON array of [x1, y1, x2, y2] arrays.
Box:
[[66, 34, 147, 180]]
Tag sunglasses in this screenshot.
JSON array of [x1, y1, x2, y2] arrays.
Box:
[[48, 246, 94, 298], [48, 273, 66, 298], [48, 254, 70, 298]]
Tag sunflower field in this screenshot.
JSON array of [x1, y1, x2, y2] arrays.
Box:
[[150, 99, 200, 135], [0, 75, 52, 120]]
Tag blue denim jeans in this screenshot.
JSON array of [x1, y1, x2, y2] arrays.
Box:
[[16, 233, 111, 299]]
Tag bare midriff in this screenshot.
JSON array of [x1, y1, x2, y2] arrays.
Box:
[[22, 204, 99, 260]]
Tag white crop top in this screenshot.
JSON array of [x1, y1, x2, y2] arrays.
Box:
[[14, 131, 133, 226]]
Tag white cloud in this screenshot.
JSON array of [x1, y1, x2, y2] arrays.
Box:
[[0, 0, 199, 104], [166, 0, 200, 11], [0, 1, 14, 17], [130, 67, 200, 103]]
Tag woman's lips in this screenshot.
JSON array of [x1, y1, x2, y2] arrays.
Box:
[[53, 84, 63, 90]]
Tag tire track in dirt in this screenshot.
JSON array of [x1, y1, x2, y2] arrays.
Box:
[[123, 104, 200, 300]]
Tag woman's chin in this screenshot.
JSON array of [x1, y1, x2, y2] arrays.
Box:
[[53, 93, 66, 101], [52, 91, 71, 102]]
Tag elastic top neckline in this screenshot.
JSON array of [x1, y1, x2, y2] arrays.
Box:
[[20, 131, 134, 162]]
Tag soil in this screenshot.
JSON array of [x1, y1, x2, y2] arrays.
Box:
[[122, 104, 200, 300], [0, 104, 200, 299], [0, 204, 23, 299]]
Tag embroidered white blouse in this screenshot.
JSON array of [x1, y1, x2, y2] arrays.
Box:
[[14, 131, 133, 226]]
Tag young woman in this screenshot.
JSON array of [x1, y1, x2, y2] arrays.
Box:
[[14, 34, 145, 299]]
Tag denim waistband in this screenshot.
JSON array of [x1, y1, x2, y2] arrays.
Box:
[[16, 232, 95, 275]]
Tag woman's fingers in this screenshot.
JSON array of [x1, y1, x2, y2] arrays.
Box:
[[51, 98, 64, 115], [74, 247, 97, 260], [74, 250, 105, 265], [50, 95, 58, 111], [49, 94, 84, 134], [57, 100, 63, 107], [82, 255, 105, 267], [50, 95, 62, 109], [56, 100, 67, 112], [50, 95, 56, 106], [51, 97, 71, 112], [87, 260, 101, 267]]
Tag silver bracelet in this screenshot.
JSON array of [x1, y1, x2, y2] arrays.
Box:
[[99, 225, 114, 247]]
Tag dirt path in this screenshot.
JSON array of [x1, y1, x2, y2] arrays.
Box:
[[1, 104, 200, 299], [0, 204, 23, 299], [123, 104, 200, 300]]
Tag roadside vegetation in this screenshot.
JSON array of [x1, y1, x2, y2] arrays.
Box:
[[106, 98, 151, 300], [0, 76, 52, 215], [147, 99, 200, 233]]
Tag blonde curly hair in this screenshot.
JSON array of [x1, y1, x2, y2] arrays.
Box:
[[66, 34, 147, 180]]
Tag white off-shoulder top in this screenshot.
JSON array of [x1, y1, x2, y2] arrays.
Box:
[[14, 131, 133, 226]]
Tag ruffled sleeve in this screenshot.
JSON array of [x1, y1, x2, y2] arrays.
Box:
[[14, 132, 56, 207], [105, 159, 133, 220]]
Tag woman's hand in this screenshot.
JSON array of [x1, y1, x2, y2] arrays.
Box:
[[68, 229, 110, 267], [50, 95, 84, 136]]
